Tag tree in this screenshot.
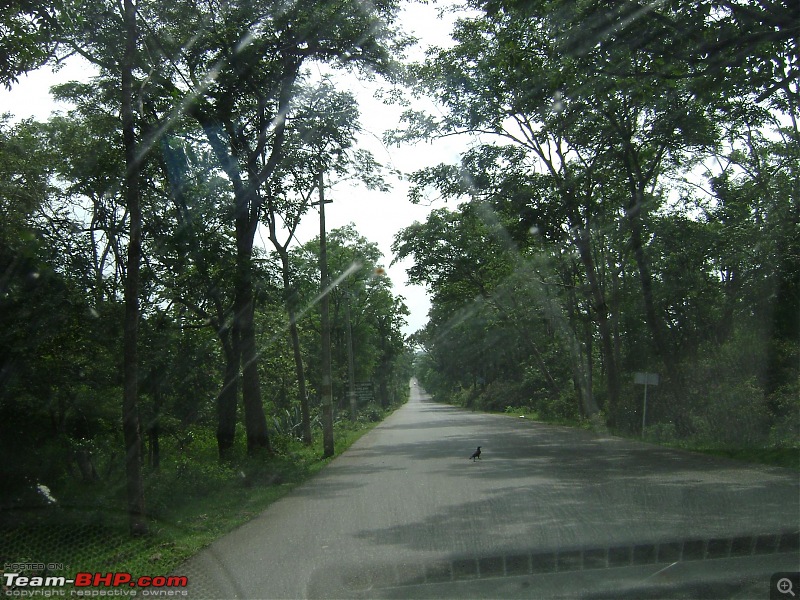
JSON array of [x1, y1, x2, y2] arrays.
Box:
[[139, 0, 403, 454], [0, 1, 67, 87], [0, 115, 126, 505], [391, 0, 797, 441], [154, 134, 242, 460], [552, 0, 799, 107], [1, 117, 58, 501], [45, 87, 127, 304], [291, 224, 410, 421], [263, 80, 383, 444], [704, 120, 799, 414], [390, 7, 630, 416], [394, 199, 590, 417], [120, 0, 147, 536], [389, 0, 757, 422]]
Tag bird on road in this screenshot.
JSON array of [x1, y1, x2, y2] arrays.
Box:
[[469, 446, 482, 461]]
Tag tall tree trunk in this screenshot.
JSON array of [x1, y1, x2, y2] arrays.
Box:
[[147, 385, 162, 470], [217, 330, 238, 460], [121, 0, 147, 536], [160, 139, 242, 460], [147, 423, 160, 471], [627, 186, 680, 385], [233, 226, 270, 454], [764, 113, 800, 408], [279, 252, 312, 445], [194, 69, 298, 458], [563, 264, 598, 418], [345, 297, 357, 420], [574, 227, 620, 422]]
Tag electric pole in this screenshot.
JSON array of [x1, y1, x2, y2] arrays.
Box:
[[314, 171, 335, 458]]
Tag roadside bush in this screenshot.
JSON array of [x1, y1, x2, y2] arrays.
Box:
[[608, 379, 666, 436], [358, 403, 384, 423], [268, 433, 297, 456], [476, 380, 532, 412], [689, 378, 769, 446], [767, 383, 800, 448], [171, 456, 235, 497], [536, 388, 580, 422], [644, 422, 678, 444], [271, 405, 317, 442], [450, 385, 480, 408]]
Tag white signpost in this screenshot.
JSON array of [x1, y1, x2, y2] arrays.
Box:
[[634, 372, 659, 437]]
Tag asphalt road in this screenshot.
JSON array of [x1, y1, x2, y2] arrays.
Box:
[[180, 380, 799, 599]]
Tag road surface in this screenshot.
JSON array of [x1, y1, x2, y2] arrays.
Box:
[[180, 380, 799, 599]]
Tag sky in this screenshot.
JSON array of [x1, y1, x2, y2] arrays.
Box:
[[0, 0, 470, 337]]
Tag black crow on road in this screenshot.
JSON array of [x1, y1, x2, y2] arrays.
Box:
[[469, 446, 481, 461]]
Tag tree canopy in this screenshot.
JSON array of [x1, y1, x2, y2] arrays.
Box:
[[0, 0, 796, 558], [394, 0, 798, 442], [0, 0, 412, 533]]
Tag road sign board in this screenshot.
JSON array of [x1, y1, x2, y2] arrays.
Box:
[[354, 382, 374, 404], [634, 372, 660, 386]]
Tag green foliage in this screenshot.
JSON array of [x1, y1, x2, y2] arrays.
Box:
[[358, 403, 386, 423], [271, 406, 321, 442], [536, 389, 581, 423], [1, 415, 384, 582], [689, 379, 769, 447], [398, 0, 798, 463], [291, 223, 412, 418], [0, 1, 68, 87], [1, 0, 414, 496], [643, 422, 679, 445], [768, 384, 800, 449], [1, 0, 796, 576]]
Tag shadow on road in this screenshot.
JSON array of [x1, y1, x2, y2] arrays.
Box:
[[178, 390, 799, 600], [350, 398, 798, 556]]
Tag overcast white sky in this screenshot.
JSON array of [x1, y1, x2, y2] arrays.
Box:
[[0, 0, 473, 337]]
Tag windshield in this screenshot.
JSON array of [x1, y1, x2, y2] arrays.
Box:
[[1, 1, 797, 599]]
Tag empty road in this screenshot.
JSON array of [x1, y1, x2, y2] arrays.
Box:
[[181, 380, 799, 599]]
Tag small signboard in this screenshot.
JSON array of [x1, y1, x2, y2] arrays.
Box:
[[354, 382, 374, 404], [634, 372, 659, 386]]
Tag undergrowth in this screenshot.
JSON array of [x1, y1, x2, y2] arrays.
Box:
[[0, 412, 389, 583], [494, 403, 798, 470]]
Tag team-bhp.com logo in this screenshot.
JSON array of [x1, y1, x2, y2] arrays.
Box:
[[3, 572, 188, 597]]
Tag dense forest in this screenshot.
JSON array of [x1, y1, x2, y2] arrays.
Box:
[[0, 0, 797, 562], [394, 0, 798, 451], [0, 0, 412, 538]]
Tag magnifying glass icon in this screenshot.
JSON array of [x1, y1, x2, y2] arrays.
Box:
[[778, 578, 796, 597]]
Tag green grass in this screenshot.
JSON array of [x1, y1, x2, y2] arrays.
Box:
[[0, 415, 388, 583], [494, 405, 799, 470], [660, 443, 800, 470]]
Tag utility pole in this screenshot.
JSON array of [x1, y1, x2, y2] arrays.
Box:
[[314, 171, 335, 458]]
